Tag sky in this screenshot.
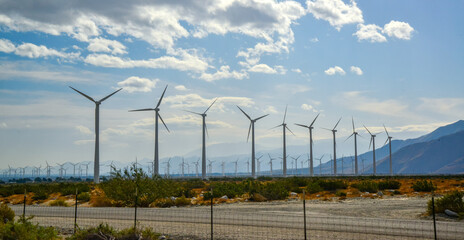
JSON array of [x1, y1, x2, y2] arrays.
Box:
[[1, 0, 463, 172]]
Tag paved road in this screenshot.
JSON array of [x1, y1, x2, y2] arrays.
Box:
[[11, 204, 464, 240]]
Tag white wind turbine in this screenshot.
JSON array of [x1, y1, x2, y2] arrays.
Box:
[[294, 113, 320, 176], [345, 118, 360, 175], [233, 158, 239, 177], [322, 118, 342, 176], [185, 98, 218, 179], [290, 155, 301, 176], [193, 158, 200, 177], [383, 124, 394, 176], [364, 125, 381, 176], [271, 106, 294, 177], [129, 85, 169, 177], [268, 154, 277, 176], [207, 160, 215, 177], [69, 86, 122, 183], [237, 106, 269, 179], [221, 161, 226, 177]]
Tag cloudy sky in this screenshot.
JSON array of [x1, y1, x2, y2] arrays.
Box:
[[1, 0, 463, 170]]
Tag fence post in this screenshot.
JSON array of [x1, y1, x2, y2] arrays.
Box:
[[22, 189, 26, 221], [303, 189, 307, 240], [74, 188, 78, 234], [134, 186, 138, 231], [432, 193, 437, 240], [210, 187, 213, 240]]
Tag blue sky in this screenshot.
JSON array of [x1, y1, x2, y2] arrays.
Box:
[[1, 0, 463, 171]]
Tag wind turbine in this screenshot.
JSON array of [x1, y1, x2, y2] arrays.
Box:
[[129, 85, 169, 177], [345, 117, 360, 175], [290, 155, 301, 176], [57, 163, 65, 179], [207, 160, 215, 177], [193, 158, 200, 177], [233, 158, 239, 177], [364, 125, 381, 176], [256, 155, 264, 176], [323, 118, 341, 176], [384, 124, 394, 176], [221, 161, 225, 177], [83, 162, 91, 179], [268, 154, 276, 176], [69, 86, 122, 183], [70, 162, 79, 178], [163, 158, 172, 178], [295, 113, 320, 176], [185, 98, 218, 179], [237, 106, 269, 179], [271, 106, 294, 177]]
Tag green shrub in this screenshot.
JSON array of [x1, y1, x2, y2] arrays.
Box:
[[77, 192, 91, 202], [151, 198, 175, 208], [259, 182, 288, 200], [378, 180, 401, 190], [174, 196, 191, 207], [352, 181, 379, 193], [68, 224, 162, 240], [306, 182, 323, 194], [335, 190, 347, 197], [317, 180, 348, 191], [32, 191, 49, 201], [49, 199, 68, 207], [0, 217, 58, 240], [0, 203, 15, 224], [428, 191, 464, 218], [412, 180, 436, 192]]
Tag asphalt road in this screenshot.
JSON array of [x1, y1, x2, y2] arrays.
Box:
[[11, 203, 464, 240]]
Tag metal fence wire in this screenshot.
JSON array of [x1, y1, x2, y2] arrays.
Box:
[[9, 191, 464, 240]]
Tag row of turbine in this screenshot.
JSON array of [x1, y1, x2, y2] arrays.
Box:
[[68, 85, 395, 183]]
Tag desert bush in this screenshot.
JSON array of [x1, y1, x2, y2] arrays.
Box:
[[0, 216, 58, 240], [0, 203, 15, 224], [249, 193, 267, 202], [412, 180, 436, 192], [378, 180, 401, 190], [151, 198, 175, 208], [32, 190, 49, 201], [69, 224, 161, 240], [77, 192, 91, 202], [49, 199, 68, 207], [316, 180, 347, 191], [306, 182, 323, 194], [428, 191, 464, 218], [209, 182, 245, 199], [259, 182, 288, 200], [174, 196, 191, 207], [335, 190, 347, 197], [90, 196, 113, 207], [352, 181, 379, 193]]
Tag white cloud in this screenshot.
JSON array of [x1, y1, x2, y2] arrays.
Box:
[[292, 68, 302, 73], [87, 37, 127, 55], [310, 37, 319, 43], [199, 65, 248, 82], [249, 64, 277, 74], [418, 98, 464, 117], [0, 39, 80, 60], [301, 104, 317, 112], [307, 0, 364, 30], [336, 91, 409, 117], [117, 76, 158, 93], [265, 106, 278, 114], [354, 24, 387, 43], [75, 125, 93, 135], [164, 94, 254, 112], [383, 20, 414, 40], [324, 66, 345, 75], [0, 39, 15, 53], [174, 85, 188, 91], [350, 66, 363, 75]]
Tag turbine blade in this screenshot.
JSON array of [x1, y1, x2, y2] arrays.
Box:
[[158, 114, 170, 133], [69, 86, 95, 102], [344, 133, 354, 142], [333, 117, 342, 130], [309, 113, 320, 127], [236, 106, 251, 120], [369, 137, 373, 150], [270, 124, 283, 130], [247, 123, 251, 142], [155, 85, 168, 109], [99, 88, 123, 102], [205, 123, 209, 138], [363, 125, 373, 136], [294, 123, 309, 128], [286, 125, 295, 136], [184, 110, 203, 116], [254, 114, 269, 121], [383, 138, 389, 146], [321, 127, 332, 131], [352, 117, 355, 133], [383, 124, 390, 137], [129, 108, 155, 112], [282, 105, 288, 123], [204, 98, 218, 114]]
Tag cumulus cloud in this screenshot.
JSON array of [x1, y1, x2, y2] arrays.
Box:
[[0, 39, 80, 60], [175, 85, 188, 91], [164, 94, 254, 112], [265, 106, 278, 114], [324, 66, 345, 75], [75, 125, 92, 135], [307, 0, 364, 30], [353, 24, 387, 43], [87, 37, 127, 55], [383, 20, 414, 40], [117, 76, 158, 93], [301, 103, 317, 112], [335, 91, 409, 117], [0, 39, 15, 53], [292, 68, 302, 73], [350, 66, 363, 75], [199, 65, 248, 82], [248, 64, 286, 75], [310, 37, 319, 43]]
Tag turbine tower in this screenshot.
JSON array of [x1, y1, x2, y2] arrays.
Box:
[[69, 86, 122, 183], [233, 158, 239, 177], [271, 106, 294, 177], [383, 124, 394, 176], [323, 118, 341, 176], [185, 98, 218, 179], [237, 106, 269, 179], [290, 155, 301, 176], [345, 118, 360, 175], [129, 85, 169, 177], [295, 113, 320, 176], [268, 154, 276, 176], [364, 125, 380, 176]]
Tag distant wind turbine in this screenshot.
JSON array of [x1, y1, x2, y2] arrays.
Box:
[[345, 117, 360, 175], [129, 85, 169, 177], [271, 105, 294, 177], [268, 154, 276, 176], [185, 98, 218, 179], [290, 155, 301, 176], [295, 113, 320, 176], [364, 125, 381, 176], [237, 106, 269, 179], [323, 118, 342, 176], [316, 155, 324, 175], [383, 124, 394, 176], [69, 86, 122, 183]]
